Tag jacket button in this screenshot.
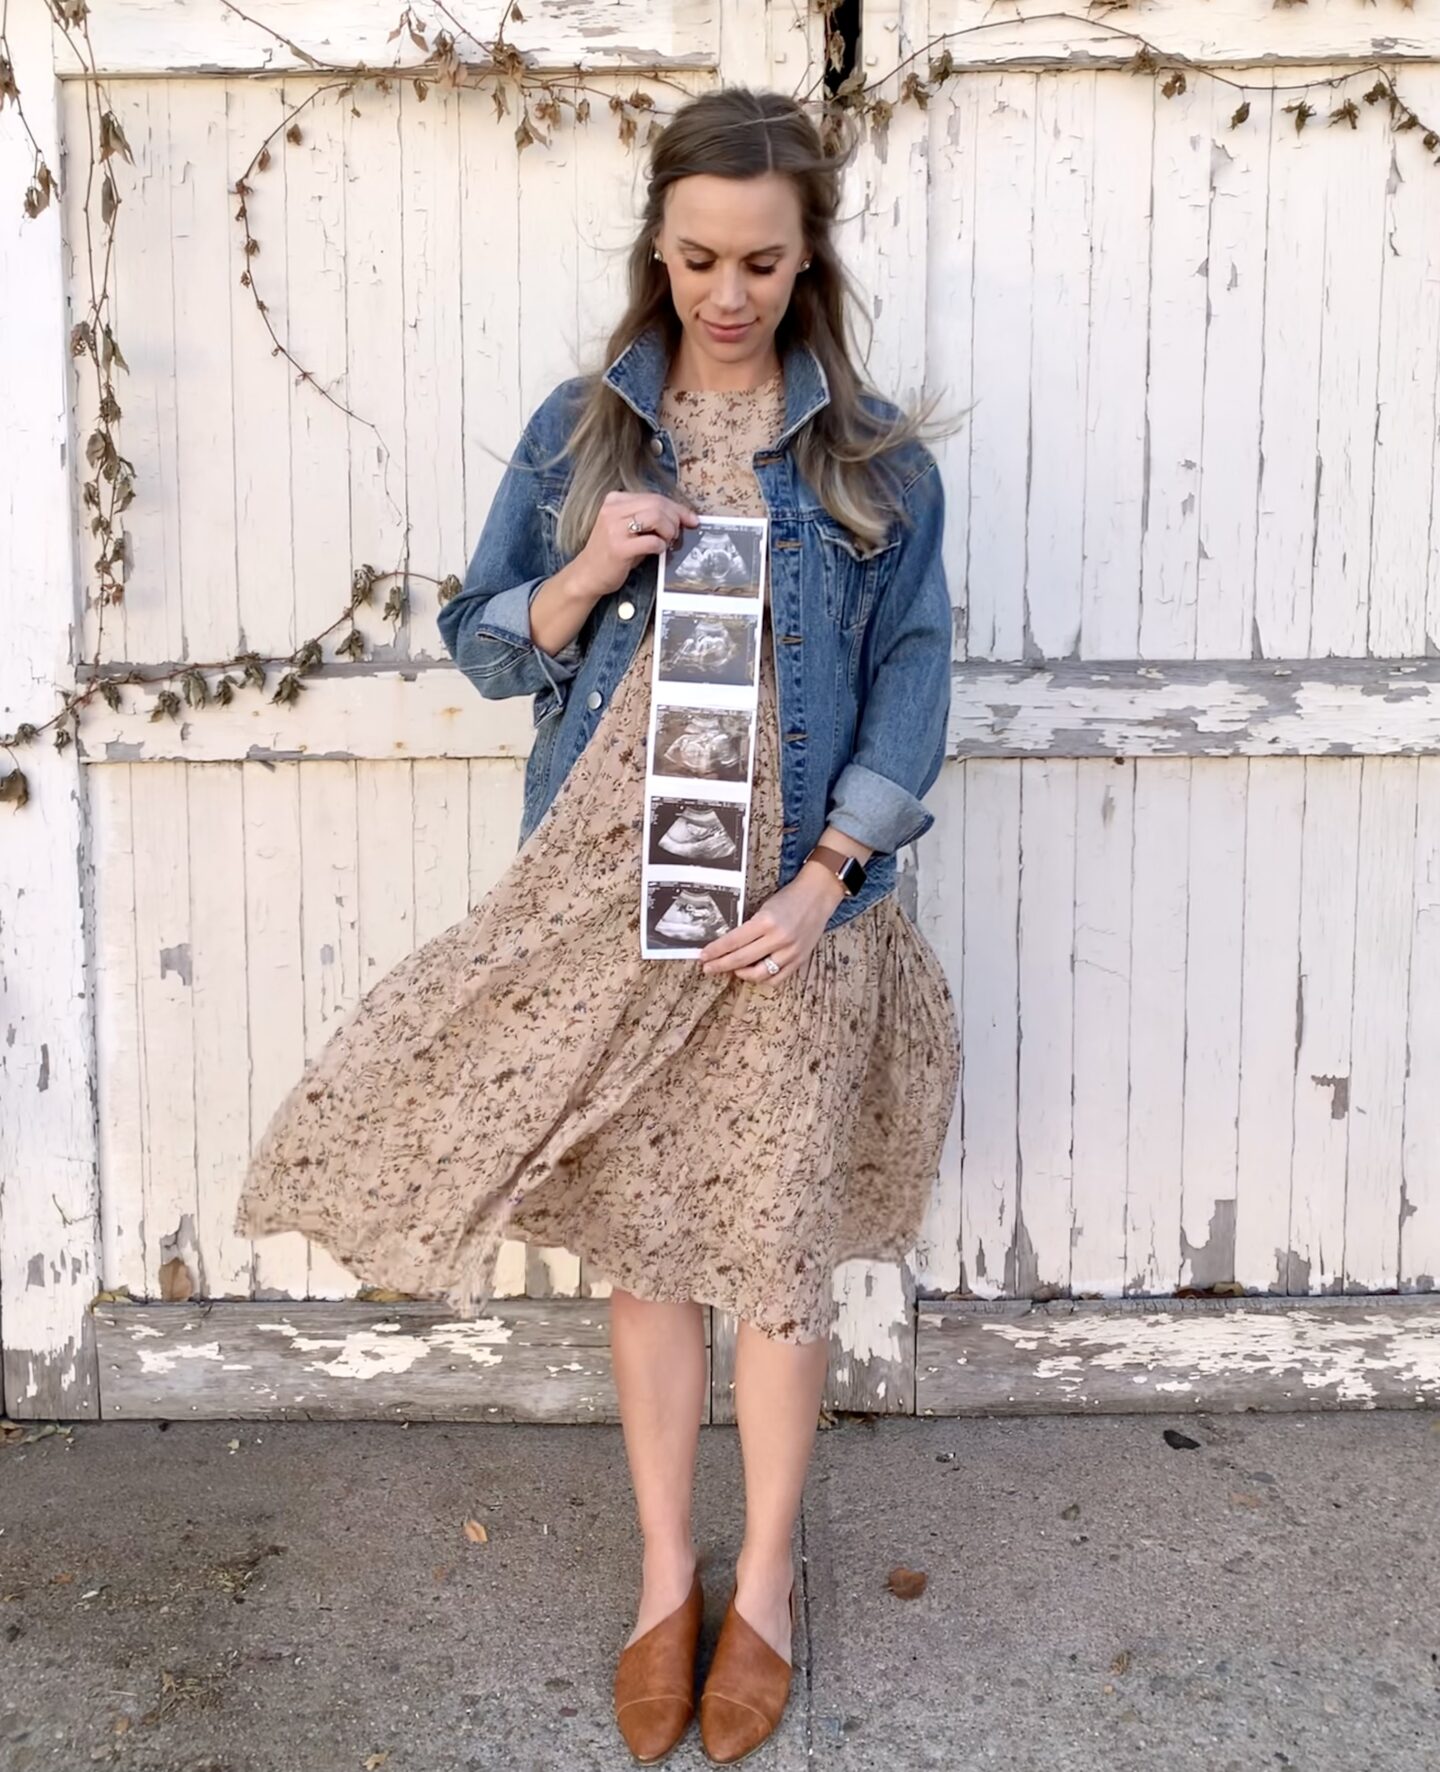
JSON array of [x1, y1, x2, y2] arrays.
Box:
[[617, 600, 636, 620], [586, 690, 603, 710], [650, 436, 664, 457]]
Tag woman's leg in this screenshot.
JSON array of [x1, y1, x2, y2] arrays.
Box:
[[609, 1287, 707, 1645], [730, 1321, 830, 1662]]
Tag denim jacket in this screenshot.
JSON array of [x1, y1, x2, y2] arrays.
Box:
[[436, 326, 952, 933]]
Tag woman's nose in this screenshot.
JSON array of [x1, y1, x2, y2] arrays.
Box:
[[712, 267, 747, 311]]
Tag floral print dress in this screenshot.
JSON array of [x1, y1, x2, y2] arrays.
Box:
[[232, 368, 961, 1344]]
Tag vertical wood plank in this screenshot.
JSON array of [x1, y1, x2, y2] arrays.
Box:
[[926, 75, 978, 665], [284, 74, 349, 654], [1233, 758, 1304, 1294], [187, 764, 254, 1299], [241, 762, 310, 1296], [517, 116, 580, 424], [344, 80, 408, 656], [1344, 758, 1418, 1289], [1402, 758, 1440, 1290], [1025, 71, 1092, 660], [1196, 75, 1269, 660], [1288, 758, 1362, 1293], [0, 3, 99, 1417], [1253, 70, 1324, 658], [1016, 759, 1076, 1294], [458, 93, 521, 550], [1370, 65, 1440, 659], [92, 769, 146, 1301], [1125, 759, 1190, 1294], [912, 762, 965, 1296], [1309, 79, 1389, 660], [107, 80, 183, 664], [227, 79, 296, 656], [401, 78, 466, 656], [412, 759, 471, 942], [355, 761, 415, 983], [1137, 77, 1211, 661], [1079, 72, 1151, 660], [965, 72, 1034, 661], [129, 761, 199, 1297], [1070, 759, 1134, 1295], [167, 81, 239, 659], [1179, 760, 1247, 1288], [960, 760, 1020, 1295], [297, 760, 363, 1299]]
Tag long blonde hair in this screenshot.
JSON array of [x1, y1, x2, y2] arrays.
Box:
[[549, 87, 951, 558]]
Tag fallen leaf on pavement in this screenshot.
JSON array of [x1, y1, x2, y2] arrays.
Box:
[[886, 1566, 927, 1599]]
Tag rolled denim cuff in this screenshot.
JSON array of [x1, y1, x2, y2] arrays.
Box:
[[478, 578, 583, 690], [826, 761, 934, 854]]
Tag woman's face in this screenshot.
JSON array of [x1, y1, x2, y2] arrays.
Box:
[[655, 172, 807, 370]]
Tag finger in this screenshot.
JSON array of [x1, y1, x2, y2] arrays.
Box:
[[698, 913, 770, 962], [735, 956, 791, 985], [702, 935, 789, 977]]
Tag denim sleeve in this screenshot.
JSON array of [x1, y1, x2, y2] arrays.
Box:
[[826, 459, 952, 854], [435, 411, 584, 706]]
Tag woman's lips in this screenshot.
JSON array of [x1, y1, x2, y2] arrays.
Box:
[[702, 318, 754, 342]]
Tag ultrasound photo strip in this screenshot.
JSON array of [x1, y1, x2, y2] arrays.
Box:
[[640, 513, 769, 959]]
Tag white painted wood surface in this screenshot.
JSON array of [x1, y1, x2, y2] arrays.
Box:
[[7, 0, 1440, 1417], [0, 2, 101, 1419]]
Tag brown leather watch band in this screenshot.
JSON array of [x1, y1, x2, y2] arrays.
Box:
[[804, 844, 866, 895]]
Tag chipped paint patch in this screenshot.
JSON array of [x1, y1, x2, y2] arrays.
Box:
[[253, 1316, 514, 1376]]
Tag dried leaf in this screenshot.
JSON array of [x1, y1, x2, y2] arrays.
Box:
[[257, 145, 272, 172], [1161, 72, 1186, 99], [0, 768, 30, 809], [515, 115, 537, 152], [215, 675, 238, 705], [437, 573, 462, 605], [150, 689, 182, 723], [382, 586, 408, 623], [886, 1566, 927, 1600], [929, 49, 956, 84], [239, 652, 266, 690], [351, 562, 379, 602], [159, 1257, 193, 1302], [101, 326, 128, 373], [101, 171, 118, 227], [336, 627, 366, 660], [286, 123, 303, 146], [98, 111, 133, 164], [414, 78, 429, 101], [99, 680, 123, 712], [270, 672, 305, 706], [899, 72, 929, 110], [1230, 99, 1251, 128], [575, 96, 590, 124], [181, 669, 209, 709], [292, 638, 323, 672], [70, 321, 94, 359], [463, 1518, 489, 1544]]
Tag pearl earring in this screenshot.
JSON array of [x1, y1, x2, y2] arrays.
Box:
[[653, 247, 664, 263], [800, 258, 812, 271]]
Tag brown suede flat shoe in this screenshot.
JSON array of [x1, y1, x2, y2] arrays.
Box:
[[698, 1582, 795, 1765], [613, 1567, 705, 1765]]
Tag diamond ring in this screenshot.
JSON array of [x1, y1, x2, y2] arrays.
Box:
[[627, 516, 651, 535], [763, 956, 780, 976]]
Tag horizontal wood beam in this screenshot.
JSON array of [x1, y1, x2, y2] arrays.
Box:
[[73, 657, 1440, 763], [914, 0, 1440, 70], [917, 1294, 1440, 1416], [947, 658, 1440, 758], [61, 0, 719, 77], [84, 1294, 1440, 1422]]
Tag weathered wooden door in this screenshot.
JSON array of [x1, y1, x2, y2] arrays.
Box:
[[4, 0, 1438, 1423]]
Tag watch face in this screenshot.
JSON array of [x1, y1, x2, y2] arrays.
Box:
[[838, 856, 866, 895]]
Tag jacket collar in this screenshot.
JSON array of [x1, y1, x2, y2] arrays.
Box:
[[602, 324, 830, 450]]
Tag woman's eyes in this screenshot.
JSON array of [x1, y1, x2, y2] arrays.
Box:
[[683, 261, 780, 277]]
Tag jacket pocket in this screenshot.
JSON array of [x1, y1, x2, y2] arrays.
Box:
[[815, 519, 899, 634]]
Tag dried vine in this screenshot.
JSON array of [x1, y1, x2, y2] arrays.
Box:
[[1, 0, 1438, 812]]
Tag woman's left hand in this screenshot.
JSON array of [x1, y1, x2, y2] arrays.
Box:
[[697, 867, 845, 985]]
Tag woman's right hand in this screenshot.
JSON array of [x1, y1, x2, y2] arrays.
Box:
[[572, 492, 700, 598]]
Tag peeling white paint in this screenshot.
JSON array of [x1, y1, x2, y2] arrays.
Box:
[[974, 1307, 1440, 1402], [249, 1317, 515, 1377]]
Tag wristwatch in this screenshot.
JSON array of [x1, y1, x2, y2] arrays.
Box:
[[805, 843, 868, 897]]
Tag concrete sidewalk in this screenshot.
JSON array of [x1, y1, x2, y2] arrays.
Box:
[[0, 1409, 1436, 1772]]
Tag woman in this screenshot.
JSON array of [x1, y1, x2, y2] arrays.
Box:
[[234, 86, 959, 1767]]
